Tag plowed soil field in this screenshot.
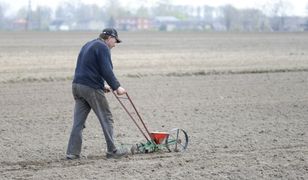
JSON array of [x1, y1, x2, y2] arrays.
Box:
[[0, 32, 307, 179]]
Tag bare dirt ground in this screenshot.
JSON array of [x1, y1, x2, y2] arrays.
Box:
[[0, 32, 308, 179]]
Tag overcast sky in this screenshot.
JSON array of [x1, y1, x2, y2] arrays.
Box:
[[2, 0, 308, 16]]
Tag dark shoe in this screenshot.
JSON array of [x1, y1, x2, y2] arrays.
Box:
[[66, 154, 80, 160], [106, 148, 128, 159]]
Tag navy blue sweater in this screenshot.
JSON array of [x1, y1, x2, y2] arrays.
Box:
[[73, 39, 120, 90]]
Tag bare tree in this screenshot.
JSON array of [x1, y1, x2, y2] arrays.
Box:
[[304, 3, 308, 31], [152, 0, 173, 17], [263, 0, 291, 31], [75, 4, 105, 23], [220, 5, 240, 31], [105, 0, 129, 18], [135, 6, 151, 18], [240, 9, 270, 32], [203, 5, 214, 22], [31, 6, 52, 30], [55, 2, 77, 26], [0, 3, 6, 28]]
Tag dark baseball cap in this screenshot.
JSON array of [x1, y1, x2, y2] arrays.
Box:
[[102, 28, 121, 43]]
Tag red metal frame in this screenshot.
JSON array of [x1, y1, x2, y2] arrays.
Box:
[[112, 92, 152, 142]]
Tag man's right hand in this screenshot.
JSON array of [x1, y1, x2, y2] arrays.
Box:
[[116, 86, 126, 95]]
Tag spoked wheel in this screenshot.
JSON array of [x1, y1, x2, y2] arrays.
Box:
[[166, 128, 188, 152]]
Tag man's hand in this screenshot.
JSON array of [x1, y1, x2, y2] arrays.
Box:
[[116, 86, 126, 95], [103, 84, 111, 93]]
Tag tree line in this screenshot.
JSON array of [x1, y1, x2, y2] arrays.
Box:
[[0, 0, 307, 31]]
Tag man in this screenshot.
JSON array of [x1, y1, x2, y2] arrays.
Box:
[[66, 28, 128, 159]]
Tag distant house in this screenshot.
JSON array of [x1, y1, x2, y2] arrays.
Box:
[[116, 17, 152, 31], [298, 19, 308, 31], [153, 16, 180, 31], [283, 16, 307, 31], [302, 21, 308, 31], [12, 18, 27, 30], [153, 16, 213, 31], [49, 20, 69, 31], [74, 20, 105, 30]]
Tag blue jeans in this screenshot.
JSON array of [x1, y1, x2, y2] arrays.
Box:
[[66, 83, 116, 155]]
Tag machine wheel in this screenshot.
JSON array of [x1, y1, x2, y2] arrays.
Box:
[[166, 128, 188, 152]]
